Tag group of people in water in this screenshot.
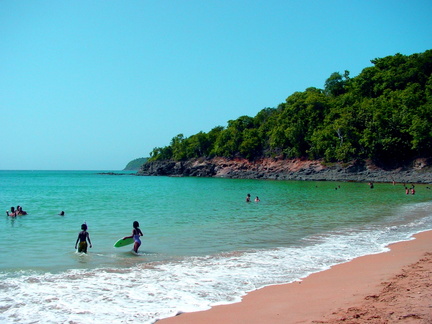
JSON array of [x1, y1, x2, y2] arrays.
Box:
[[405, 185, 416, 195], [75, 221, 143, 254], [5, 206, 142, 254], [8, 181, 425, 256], [6, 207, 66, 217], [6, 205, 27, 217], [246, 193, 260, 202]]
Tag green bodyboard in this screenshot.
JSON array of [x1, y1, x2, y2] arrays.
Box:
[[114, 237, 134, 248]]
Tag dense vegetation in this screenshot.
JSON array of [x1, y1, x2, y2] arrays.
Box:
[[149, 50, 432, 167], [124, 157, 148, 170]]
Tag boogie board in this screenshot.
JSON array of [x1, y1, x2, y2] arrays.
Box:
[[114, 237, 134, 248]]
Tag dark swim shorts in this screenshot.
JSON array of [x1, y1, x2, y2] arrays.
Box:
[[78, 241, 88, 253]]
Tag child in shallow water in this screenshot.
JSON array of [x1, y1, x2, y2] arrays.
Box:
[[123, 221, 143, 253], [75, 223, 92, 253]]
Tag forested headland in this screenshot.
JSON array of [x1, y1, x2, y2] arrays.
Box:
[[124, 157, 148, 170], [142, 50, 432, 180]]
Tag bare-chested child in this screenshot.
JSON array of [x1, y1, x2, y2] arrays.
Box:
[[75, 223, 92, 253]]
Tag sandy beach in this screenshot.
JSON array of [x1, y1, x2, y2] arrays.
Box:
[[160, 231, 432, 324]]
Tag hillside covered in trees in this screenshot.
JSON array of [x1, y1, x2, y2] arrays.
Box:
[[148, 50, 432, 169], [124, 157, 148, 170]]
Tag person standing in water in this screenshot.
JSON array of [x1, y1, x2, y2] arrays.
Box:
[[6, 207, 16, 217], [123, 221, 143, 253], [16, 206, 27, 215], [75, 223, 92, 253]]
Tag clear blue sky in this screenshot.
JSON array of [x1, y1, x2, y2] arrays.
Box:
[[1, 1, 431, 170]]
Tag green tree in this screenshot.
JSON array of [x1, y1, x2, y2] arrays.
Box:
[[324, 71, 350, 96]]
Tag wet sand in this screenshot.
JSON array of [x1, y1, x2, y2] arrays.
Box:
[[160, 231, 432, 323]]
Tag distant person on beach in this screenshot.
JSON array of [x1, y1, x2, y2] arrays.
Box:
[[405, 187, 410, 195], [246, 194, 251, 202], [255, 196, 260, 202], [75, 223, 92, 253], [123, 221, 143, 253], [6, 207, 16, 217]]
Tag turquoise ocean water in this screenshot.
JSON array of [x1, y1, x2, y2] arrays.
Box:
[[1, 170, 432, 323]]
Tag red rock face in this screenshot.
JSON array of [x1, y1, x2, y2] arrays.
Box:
[[138, 157, 432, 183]]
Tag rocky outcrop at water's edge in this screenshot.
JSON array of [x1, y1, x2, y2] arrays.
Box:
[[137, 157, 432, 183]]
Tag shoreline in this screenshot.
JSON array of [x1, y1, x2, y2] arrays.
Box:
[[159, 230, 432, 323]]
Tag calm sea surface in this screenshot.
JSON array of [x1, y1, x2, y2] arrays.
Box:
[[1, 170, 432, 323]]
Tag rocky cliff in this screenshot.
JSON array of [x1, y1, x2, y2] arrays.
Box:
[[137, 157, 432, 183]]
